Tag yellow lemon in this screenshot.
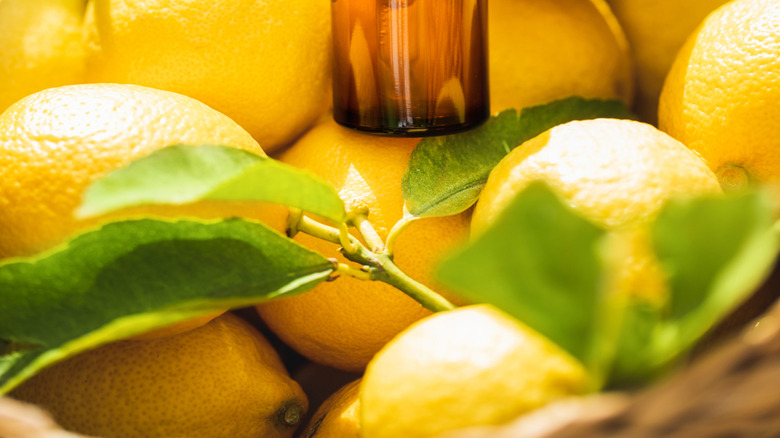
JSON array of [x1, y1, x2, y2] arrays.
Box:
[[659, 0, 780, 189], [10, 313, 308, 438], [472, 118, 721, 302], [0, 0, 86, 112], [360, 304, 588, 438], [300, 379, 361, 438], [0, 83, 267, 260], [257, 119, 470, 372], [83, 0, 332, 153], [606, 0, 729, 122], [489, 0, 633, 114]]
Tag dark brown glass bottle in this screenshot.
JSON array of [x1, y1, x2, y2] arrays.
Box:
[[331, 0, 489, 136]]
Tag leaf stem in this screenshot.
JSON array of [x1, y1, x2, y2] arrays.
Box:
[[385, 214, 418, 256], [338, 223, 359, 254], [296, 215, 342, 245], [370, 253, 457, 312], [335, 262, 373, 281], [350, 211, 385, 253]]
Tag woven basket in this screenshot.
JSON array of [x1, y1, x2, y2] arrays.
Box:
[[2, 260, 779, 438]]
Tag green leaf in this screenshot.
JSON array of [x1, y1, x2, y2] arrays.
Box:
[[76, 145, 346, 224], [402, 97, 634, 218], [0, 218, 334, 394], [435, 182, 607, 373], [611, 191, 780, 385]]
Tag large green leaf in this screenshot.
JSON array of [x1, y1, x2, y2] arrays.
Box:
[[435, 182, 607, 374], [76, 145, 346, 224], [0, 218, 334, 394], [402, 98, 634, 218], [611, 191, 780, 385]]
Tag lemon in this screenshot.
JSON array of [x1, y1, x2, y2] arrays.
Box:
[[360, 305, 588, 438], [489, 0, 633, 114], [0, 83, 267, 260], [0, 0, 86, 112], [10, 313, 308, 438], [299, 379, 361, 438], [659, 0, 780, 189], [472, 118, 721, 302], [83, 0, 332, 153], [256, 119, 470, 372], [606, 0, 729, 122]]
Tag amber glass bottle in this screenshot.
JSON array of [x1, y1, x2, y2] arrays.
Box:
[[331, 0, 489, 136]]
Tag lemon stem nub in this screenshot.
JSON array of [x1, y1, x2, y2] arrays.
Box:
[[385, 214, 418, 256], [716, 164, 750, 192], [279, 401, 304, 428]]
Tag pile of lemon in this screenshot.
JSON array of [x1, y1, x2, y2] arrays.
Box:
[[1, 0, 778, 437]]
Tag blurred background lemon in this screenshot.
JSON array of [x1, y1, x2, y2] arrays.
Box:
[[489, 0, 633, 114], [83, 0, 332, 153], [0, 0, 86, 113], [607, 0, 730, 123]]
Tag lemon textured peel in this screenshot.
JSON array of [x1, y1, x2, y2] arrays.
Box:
[[659, 0, 780, 187], [0, 83, 267, 260], [10, 313, 308, 438], [360, 305, 588, 438]]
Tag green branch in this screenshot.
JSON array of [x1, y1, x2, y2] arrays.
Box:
[[294, 213, 455, 313]]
